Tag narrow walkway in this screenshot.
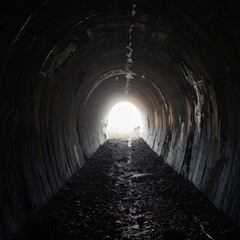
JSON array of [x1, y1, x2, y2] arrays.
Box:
[[12, 139, 239, 240]]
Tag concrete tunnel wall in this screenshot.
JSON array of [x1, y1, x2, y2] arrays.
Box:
[[0, 0, 240, 238]]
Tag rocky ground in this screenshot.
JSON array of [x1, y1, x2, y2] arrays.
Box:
[[12, 138, 240, 240]]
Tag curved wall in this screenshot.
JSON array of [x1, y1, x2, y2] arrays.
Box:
[[0, 0, 239, 238]]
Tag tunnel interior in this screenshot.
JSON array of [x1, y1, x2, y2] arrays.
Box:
[[0, 0, 240, 238]]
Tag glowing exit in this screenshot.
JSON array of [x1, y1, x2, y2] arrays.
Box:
[[107, 102, 141, 138]]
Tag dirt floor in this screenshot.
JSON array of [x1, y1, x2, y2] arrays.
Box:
[[12, 138, 240, 240]]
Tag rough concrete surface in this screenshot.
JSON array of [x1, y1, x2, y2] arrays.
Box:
[[11, 139, 239, 240], [1, 1, 240, 238]]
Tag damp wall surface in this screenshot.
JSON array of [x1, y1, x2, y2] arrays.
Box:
[[0, 0, 240, 239]]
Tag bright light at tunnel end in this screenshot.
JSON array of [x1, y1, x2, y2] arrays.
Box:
[[106, 102, 142, 139]]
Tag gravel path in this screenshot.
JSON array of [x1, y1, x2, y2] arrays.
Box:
[[12, 139, 239, 240]]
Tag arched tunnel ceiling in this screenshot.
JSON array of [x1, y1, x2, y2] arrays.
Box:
[[0, 0, 240, 238]]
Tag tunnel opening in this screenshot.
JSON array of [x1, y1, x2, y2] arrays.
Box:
[[1, 0, 240, 239], [106, 101, 142, 139]]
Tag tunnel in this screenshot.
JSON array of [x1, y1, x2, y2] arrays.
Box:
[[0, 0, 240, 239]]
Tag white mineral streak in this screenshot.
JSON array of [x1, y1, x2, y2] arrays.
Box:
[[124, 3, 137, 93], [75, 13, 99, 26], [85, 69, 136, 106], [152, 82, 168, 111], [179, 63, 205, 133]]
